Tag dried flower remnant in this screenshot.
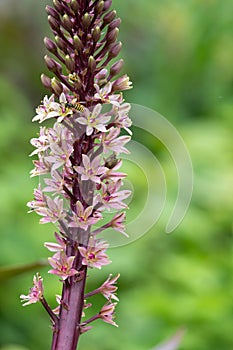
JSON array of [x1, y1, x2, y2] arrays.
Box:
[[22, 0, 132, 349]]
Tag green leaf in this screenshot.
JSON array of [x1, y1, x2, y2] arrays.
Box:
[[0, 260, 47, 281]]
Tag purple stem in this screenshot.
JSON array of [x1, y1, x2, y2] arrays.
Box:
[[84, 288, 101, 299], [41, 296, 59, 328], [51, 251, 87, 350], [82, 313, 100, 326]]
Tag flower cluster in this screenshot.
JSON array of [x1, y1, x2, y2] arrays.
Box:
[[21, 0, 132, 346]]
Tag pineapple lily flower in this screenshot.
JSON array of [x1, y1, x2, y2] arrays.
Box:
[[21, 1, 133, 349]]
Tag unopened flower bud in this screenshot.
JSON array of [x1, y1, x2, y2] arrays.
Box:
[[51, 77, 63, 95], [82, 13, 91, 30], [92, 26, 101, 42], [63, 14, 73, 32], [48, 15, 60, 32], [103, 0, 113, 11], [70, 0, 80, 13], [44, 55, 62, 75], [88, 56, 96, 72], [107, 28, 119, 44], [109, 59, 124, 79], [53, 0, 64, 13], [45, 5, 60, 20], [108, 42, 122, 60], [55, 36, 68, 53], [95, 1, 104, 14], [73, 35, 83, 52], [65, 55, 76, 72], [41, 74, 52, 89], [44, 37, 57, 54], [103, 10, 116, 26], [109, 18, 121, 30], [96, 69, 108, 81]]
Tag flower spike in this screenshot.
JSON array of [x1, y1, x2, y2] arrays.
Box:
[[23, 0, 133, 348]]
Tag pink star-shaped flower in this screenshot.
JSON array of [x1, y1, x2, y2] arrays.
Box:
[[78, 239, 111, 269], [99, 302, 118, 327], [74, 154, 108, 184], [48, 252, 78, 280], [20, 273, 44, 306], [68, 201, 102, 231]]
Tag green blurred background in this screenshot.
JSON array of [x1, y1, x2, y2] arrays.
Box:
[[0, 0, 232, 349]]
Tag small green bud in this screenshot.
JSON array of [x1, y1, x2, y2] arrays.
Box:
[[53, 0, 63, 13], [55, 36, 67, 52], [51, 77, 63, 95], [82, 13, 91, 30], [95, 1, 104, 14], [48, 15, 60, 32], [92, 26, 101, 43], [70, 0, 80, 12], [63, 14, 73, 31], [88, 56, 96, 72], [73, 35, 83, 52], [65, 55, 76, 72]]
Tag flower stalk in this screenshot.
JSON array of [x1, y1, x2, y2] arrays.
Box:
[[21, 0, 132, 349]]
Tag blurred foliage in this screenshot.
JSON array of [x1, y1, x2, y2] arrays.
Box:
[[0, 0, 232, 349]]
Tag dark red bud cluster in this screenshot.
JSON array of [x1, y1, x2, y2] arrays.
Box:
[[42, 0, 124, 102]]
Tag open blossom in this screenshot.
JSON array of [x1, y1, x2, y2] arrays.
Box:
[[35, 196, 66, 224], [32, 93, 72, 123], [99, 274, 120, 301], [20, 273, 44, 306], [99, 302, 118, 327], [27, 185, 46, 212], [74, 154, 108, 183], [30, 127, 49, 156], [112, 74, 132, 92], [94, 82, 122, 106], [76, 104, 111, 135], [44, 232, 66, 259], [48, 251, 78, 280], [96, 180, 131, 210], [45, 130, 73, 171], [102, 127, 131, 154], [43, 170, 66, 194], [110, 212, 127, 236], [30, 158, 51, 177], [78, 239, 111, 269], [32, 95, 58, 123], [68, 201, 102, 231], [113, 103, 132, 135]]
